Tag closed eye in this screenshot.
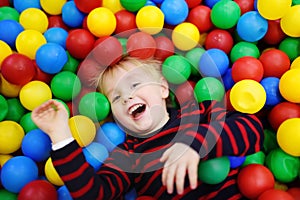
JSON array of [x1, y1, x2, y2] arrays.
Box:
[[132, 82, 141, 89], [112, 95, 120, 103]]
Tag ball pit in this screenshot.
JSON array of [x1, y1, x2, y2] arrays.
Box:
[[0, 0, 300, 198]]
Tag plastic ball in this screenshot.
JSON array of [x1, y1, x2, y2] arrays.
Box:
[[162, 55, 191, 84], [199, 48, 229, 77], [187, 5, 213, 33], [102, 0, 124, 13], [95, 122, 126, 152], [44, 158, 64, 186], [62, 52, 79, 72], [19, 81, 52, 111], [40, 0, 66, 15], [66, 29, 95, 59], [69, 115, 96, 147], [279, 37, 300, 61], [78, 92, 110, 122], [0, 189, 17, 199], [0, 19, 24, 49], [48, 15, 69, 30], [172, 22, 200, 51], [1, 156, 38, 193], [257, 0, 292, 20], [83, 142, 109, 171], [87, 7, 116, 37], [0, 75, 22, 98], [222, 68, 235, 91], [160, 0, 189, 26], [260, 77, 283, 106], [242, 151, 266, 166], [136, 5, 164, 35], [210, 0, 241, 29], [291, 56, 300, 69], [231, 56, 264, 82], [280, 5, 300, 37], [126, 31, 157, 59], [76, 59, 101, 87], [237, 11, 268, 42], [0, 95, 8, 121], [73, 0, 102, 13], [185, 47, 205, 76], [120, 0, 147, 12], [0, 120, 24, 154], [0, 41, 12, 69], [259, 49, 290, 78], [198, 156, 230, 184], [234, 0, 255, 14], [43, 27, 68, 49], [263, 20, 286, 45], [230, 79, 266, 114], [237, 164, 275, 199], [19, 112, 38, 133], [136, 196, 156, 200], [12, 0, 41, 13], [287, 187, 300, 200], [258, 189, 294, 200], [19, 8, 48, 33], [228, 156, 245, 168], [114, 10, 137, 37], [18, 180, 57, 200], [204, 29, 234, 54], [0, 6, 19, 21], [265, 148, 300, 183], [175, 81, 196, 105], [57, 185, 72, 200], [194, 77, 225, 102], [154, 35, 175, 61], [5, 98, 26, 122], [277, 118, 300, 156], [61, 1, 85, 28], [21, 129, 51, 162], [279, 69, 300, 103], [230, 41, 260, 62], [51, 71, 81, 101]]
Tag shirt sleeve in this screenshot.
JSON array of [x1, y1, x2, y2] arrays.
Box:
[[175, 100, 264, 159]]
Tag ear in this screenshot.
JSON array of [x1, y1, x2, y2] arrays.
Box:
[[160, 77, 169, 99]]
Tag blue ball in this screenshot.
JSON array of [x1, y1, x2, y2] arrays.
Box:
[[145, 0, 157, 6], [260, 77, 283, 107], [151, 0, 164, 3], [1, 156, 38, 193], [21, 129, 52, 162], [35, 43, 68, 74], [124, 188, 137, 200], [57, 185, 72, 200], [0, 20, 24, 48], [222, 68, 235, 91], [228, 156, 246, 168], [13, 0, 41, 13], [237, 11, 268, 42], [199, 48, 229, 77], [62, 1, 86, 28], [44, 27, 69, 49], [203, 0, 220, 8], [95, 122, 126, 152], [83, 142, 109, 171], [160, 0, 189, 25]]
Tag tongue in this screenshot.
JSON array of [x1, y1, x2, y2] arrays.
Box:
[[132, 105, 145, 119]]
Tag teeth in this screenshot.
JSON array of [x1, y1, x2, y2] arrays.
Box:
[[129, 104, 143, 115]]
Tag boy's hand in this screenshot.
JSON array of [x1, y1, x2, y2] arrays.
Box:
[[31, 99, 73, 144], [160, 143, 200, 195]]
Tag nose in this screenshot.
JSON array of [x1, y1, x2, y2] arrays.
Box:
[[122, 96, 133, 104]]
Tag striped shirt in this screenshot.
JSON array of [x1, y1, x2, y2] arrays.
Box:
[[51, 100, 264, 200]]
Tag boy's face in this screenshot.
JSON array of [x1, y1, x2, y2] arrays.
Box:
[[102, 64, 170, 136]]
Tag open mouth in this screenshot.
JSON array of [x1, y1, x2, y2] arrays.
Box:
[[128, 103, 146, 119]]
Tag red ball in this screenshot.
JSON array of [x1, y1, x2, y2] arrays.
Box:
[[0, 0, 10, 6], [231, 56, 264, 82], [154, 36, 175, 61], [66, 29, 95, 59], [205, 29, 234, 54], [258, 189, 294, 200], [268, 101, 300, 131], [33, 61, 53, 84], [259, 49, 290, 78], [18, 180, 57, 200], [225, 89, 235, 111], [185, 0, 202, 8], [48, 15, 69, 31], [175, 80, 196, 105], [263, 20, 286, 45], [73, 0, 102, 13], [77, 58, 103, 87], [187, 5, 213, 33], [92, 36, 123, 67], [136, 196, 156, 200], [114, 10, 137, 37], [234, 0, 254, 14], [126, 32, 157, 59], [1, 53, 36, 85], [287, 187, 300, 200], [237, 164, 275, 199]]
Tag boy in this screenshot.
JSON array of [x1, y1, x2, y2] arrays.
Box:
[[32, 56, 264, 199]]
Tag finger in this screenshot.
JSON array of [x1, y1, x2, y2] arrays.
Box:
[[160, 148, 172, 162], [175, 164, 187, 195], [187, 162, 198, 190], [165, 164, 176, 194]]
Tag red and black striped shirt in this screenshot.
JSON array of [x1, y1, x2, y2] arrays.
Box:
[[51, 100, 264, 200]]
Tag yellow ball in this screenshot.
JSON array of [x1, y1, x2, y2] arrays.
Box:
[[16, 30, 47, 59], [102, 0, 124, 13], [280, 5, 300, 37], [44, 157, 64, 186], [0, 154, 13, 166], [19, 81, 52, 111], [230, 79, 266, 114], [87, 7, 116, 37], [290, 56, 300, 69], [257, 0, 292, 20], [277, 118, 300, 156], [69, 115, 96, 147], [0, 121, 25, 154], [172, 22, 200, 51], [19, 8, 49, 33], [279, 69, 300, 103], [40, 0, 67, 15], [0, 40, 12, 66], [136, 5, 164, 35], [0, 75, 22, 98]]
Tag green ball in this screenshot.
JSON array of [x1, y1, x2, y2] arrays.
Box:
[[50, 71, 81, 101], [62, 51, 79, 73], [279, 37, 300, 61], [242, 151, 265, 166], [19, 112, 38, 133], [0, 94, 8, 121], [211, 0, 241, 29], [162, 55, 191, 84], [185, 47, 205, 76], [0, 7, 19, 21], [5, 98, 26, 122], [266, 148, 300, 183], [0, 189, 17, 200], [194, 77, 225, 102], [118, 38, 128, 55], [198, 156, 230, 184], [120, 0, 147, 12], [230, 41, 260, 62], [263, 129, 279, 154], [78, 92, 110, 122]]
